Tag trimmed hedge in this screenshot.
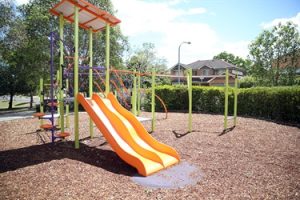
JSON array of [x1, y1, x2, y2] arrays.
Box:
[[144, 85, 300, 123]]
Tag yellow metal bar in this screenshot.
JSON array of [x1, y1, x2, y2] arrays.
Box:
[[132, 69, 137, 115], [224, 68, 229, 130], [89, 29, 94, 138], [74, 6, 79, 149], [105, 24, 110, 95], [66, 79, 70, 128], [137, 72, 141, 116], [234, 75, 238, 126], [59, 14, 65, 133], [151, 68, 156, 132], [188, 69, 192, 132]]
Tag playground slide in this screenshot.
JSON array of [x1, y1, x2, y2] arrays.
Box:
[[77, 94, 179, 176]]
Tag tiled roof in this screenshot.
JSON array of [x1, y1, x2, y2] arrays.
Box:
[[186, 59, 239, 70]]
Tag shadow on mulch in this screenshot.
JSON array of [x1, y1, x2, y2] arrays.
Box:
[[218, 126, 236, 136], [0, 141, 136, 176], [172, 130, 221, 138]]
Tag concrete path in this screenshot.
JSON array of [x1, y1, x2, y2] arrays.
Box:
[[0, 110, 35, 122]]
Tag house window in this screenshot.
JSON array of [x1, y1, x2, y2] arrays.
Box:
[[192, 70, 197, 76], [217, 69, 225, 75], [203, 69, 209, 76]]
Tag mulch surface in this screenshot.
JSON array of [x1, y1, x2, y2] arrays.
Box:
[[0, 112, 299, 199]]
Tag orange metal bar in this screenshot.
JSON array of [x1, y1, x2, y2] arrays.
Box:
[[93, 81, 104, 93], [66, 0, 120, 26], [110, 80, 130, 109]]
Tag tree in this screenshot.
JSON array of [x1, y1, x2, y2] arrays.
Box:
[[213, 51, 252, 74], [0, 0, 128, 109], [127, 43, 169, 86], [249, 22, 300, 86], [127, 43, 167, 72]]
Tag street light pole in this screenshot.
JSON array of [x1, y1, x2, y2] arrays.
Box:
[[178, 41, 191, 84]]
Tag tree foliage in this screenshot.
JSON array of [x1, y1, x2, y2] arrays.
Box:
[[213, 51, 252, 74], [0, 0, 128, 109], [249, 22, 300, 86]]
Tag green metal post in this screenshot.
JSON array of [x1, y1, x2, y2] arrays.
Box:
[[105, 24, 110, 95], [224, 68, 229, 130], [89, 29, 94, 138], [151, 68, 156, 132], [137, 72, 141, 116], [66, 79, 70, 128], [74, 6, 79, 149], [59, 14, 65, 133], [132, 69, 137, 115], [234, 75, 238, 126], [39, 78, 44, 126], [188, 69, 192, 132]]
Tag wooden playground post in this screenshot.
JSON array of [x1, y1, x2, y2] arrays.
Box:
[[234, 75, 238, 126], [59, 14, 65, 133], [224, 68, 229, 130], [151, 68, 156, 132], [88, 28, 94, 138], [74, 5, 79, 149], [188, 69, 192, 132]]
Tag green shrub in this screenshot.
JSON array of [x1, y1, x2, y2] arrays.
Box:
[[144, 85, 300, 123]]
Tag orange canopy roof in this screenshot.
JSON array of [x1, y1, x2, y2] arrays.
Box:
[[50, 0, 121, 32]]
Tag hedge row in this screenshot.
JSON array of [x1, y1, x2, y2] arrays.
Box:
[[143, 85, 300, 123]]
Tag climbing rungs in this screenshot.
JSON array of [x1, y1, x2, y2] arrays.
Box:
[[55, 132, 70, 138], [40, 124, 54, 130], [47, 102, 59, 107], [33, 112, 45, 118]]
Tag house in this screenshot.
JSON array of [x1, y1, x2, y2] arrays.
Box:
[[271, 51, 300, 76], [169, 59, 245, 86]]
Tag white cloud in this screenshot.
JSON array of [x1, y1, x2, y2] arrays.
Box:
[[261, 12, 300, 30], [15, 0, 29, 5], [187, 8, 207, 15], [112, 0, 222, 65]]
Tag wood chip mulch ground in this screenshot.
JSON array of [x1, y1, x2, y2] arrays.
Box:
[[0, 112, 299, 199]]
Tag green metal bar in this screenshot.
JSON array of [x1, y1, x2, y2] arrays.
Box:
[[66, 79, 70, 128], [105, 24, 110, 95], [74, 6, 79, 149], [59, 14, 65, 133], [234, 75, 238, 126], [188, 69, 192, 132], [137, 71, 141, 116], [89, 29, 94, 138], [151, 68, 156, 132], [132, 69, 137, 115], [224, 68, 229, 130], [39, 78, 44, 126]]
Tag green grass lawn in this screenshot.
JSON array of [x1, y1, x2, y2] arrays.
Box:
[[0, 100, 36, 112]]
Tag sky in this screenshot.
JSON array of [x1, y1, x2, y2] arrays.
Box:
[[16, 0, 300, 67]]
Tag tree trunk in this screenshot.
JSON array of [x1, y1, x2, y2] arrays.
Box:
[[30, 91, 33, 109], [8, 92, 14, 110]]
